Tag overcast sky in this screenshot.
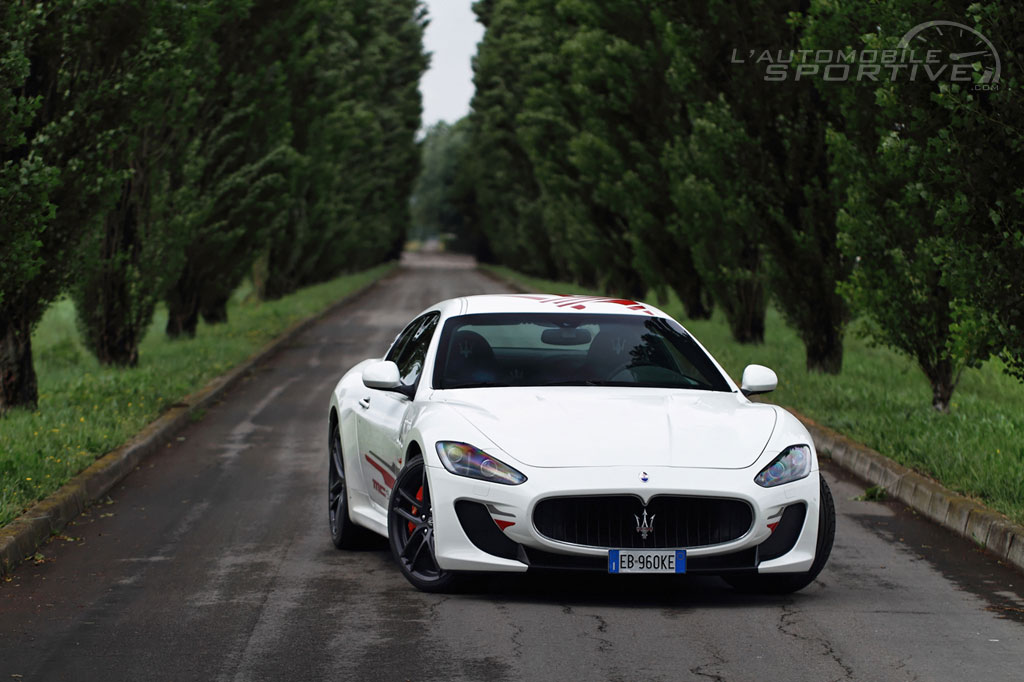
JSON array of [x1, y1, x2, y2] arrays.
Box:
[[420, 0, 484, 129]]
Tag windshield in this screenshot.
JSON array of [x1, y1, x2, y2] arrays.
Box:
[[432, 313, 731, 391]]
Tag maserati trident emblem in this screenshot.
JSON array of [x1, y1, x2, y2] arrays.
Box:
[[635, 508, 655, 540]]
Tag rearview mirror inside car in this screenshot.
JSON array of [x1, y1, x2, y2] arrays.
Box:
[[541, 327, 593, 346]]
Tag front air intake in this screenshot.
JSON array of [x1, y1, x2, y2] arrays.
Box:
[[454, 500, 521, 560]]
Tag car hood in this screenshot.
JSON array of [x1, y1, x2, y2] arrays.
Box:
[[435, 387, 776, 469]]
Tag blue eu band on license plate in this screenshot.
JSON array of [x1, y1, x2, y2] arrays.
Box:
[[608, 549, 687, 574]]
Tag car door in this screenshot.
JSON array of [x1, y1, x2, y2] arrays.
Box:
[[356, 312, 439, 511]]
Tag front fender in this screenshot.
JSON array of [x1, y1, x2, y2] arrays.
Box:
[[750, 405, 820, 473], [401, 396, 507, 472]]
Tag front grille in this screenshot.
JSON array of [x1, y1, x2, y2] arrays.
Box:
[[533, 495, 753, 549]]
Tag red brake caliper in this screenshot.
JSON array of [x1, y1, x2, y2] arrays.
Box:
[[408, 486, 423, 534]]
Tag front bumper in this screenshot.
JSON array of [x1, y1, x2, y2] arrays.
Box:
[[426, 462, 821, 575]]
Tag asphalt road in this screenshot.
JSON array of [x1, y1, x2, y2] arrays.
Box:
[[2, 252, 1022, 681]]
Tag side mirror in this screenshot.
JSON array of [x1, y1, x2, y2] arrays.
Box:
[[740, 364, 777, 397], [363, 360, 402, 390]]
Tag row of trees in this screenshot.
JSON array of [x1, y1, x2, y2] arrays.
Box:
[[1, 0, 427, 411], [441, 0, 1022, 411], [411, 120, 480, 252]]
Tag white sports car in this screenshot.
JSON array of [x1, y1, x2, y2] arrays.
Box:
[[327, 294, 835, 593]]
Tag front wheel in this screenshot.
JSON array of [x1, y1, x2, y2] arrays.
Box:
[[724, 475, 836, 594], [388, 455, 460, 593]]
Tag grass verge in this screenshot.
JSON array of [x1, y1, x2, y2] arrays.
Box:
[[483, 264, 1024, 525], [0, 264, 395, 527]]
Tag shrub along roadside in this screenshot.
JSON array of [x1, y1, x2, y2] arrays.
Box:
[[0, 264, 395, 528], [483, 265, 1024, 526]]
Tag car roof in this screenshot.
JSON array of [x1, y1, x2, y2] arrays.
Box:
[[436, 294, 672, 319]]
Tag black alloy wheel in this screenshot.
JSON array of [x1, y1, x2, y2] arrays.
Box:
[[388, 455, 459, 592], [328, 417, 364, 549]]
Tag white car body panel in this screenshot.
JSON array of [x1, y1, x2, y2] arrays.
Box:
[[435, 387, 777, 469], [328, 294, 827, 578]]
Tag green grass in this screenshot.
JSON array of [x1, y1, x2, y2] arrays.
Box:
[[483, 264, 1024, 525], [0, 264, 395, 527]]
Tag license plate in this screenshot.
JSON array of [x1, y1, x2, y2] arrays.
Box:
[[608, 549, 686, 574]]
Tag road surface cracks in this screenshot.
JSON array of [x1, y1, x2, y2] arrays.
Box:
[[689, 644, 727, 682], [777, 601, 855, 681]]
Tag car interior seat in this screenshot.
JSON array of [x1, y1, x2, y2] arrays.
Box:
[[445, 330, 498, 387]]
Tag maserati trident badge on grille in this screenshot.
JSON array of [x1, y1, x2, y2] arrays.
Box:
[[635, 508, 655, 540]]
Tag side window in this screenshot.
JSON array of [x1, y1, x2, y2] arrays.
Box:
[[392, 313, 439, 389], [386, 321, 419, 364]]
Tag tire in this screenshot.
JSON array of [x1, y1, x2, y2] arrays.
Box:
[[387, 455, 460, 593], [725, 475, 836, 594], [328, 416, 368, 549]]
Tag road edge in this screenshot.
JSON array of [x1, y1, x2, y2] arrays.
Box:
[[795, 411, 1024, 573], [0, 267, 398, 576], [479, 265, 1024, 574]]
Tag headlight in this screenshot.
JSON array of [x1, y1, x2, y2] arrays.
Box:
[[435, 441, 527, 486], [754, 444, 811, 487]]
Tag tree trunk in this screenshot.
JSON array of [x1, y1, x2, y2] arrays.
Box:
[[680, 286, 713, 321], [260, 274, 293, 301], [93, 308, 140, 367], [923, 358, 957, 413], [930, 381, 954, 413], [75, 177, 146, 367], [165, 269, 200, 339], [200, 294, 229, 325], [165, 300, 199, 339], [729, 312, 765, 344], [668, 250, 713, 321], [805, 327, 844, 374], [0, 315, 39, 413], [721, 238, 767, 344], [607, 266, 648, 301], [725, 278, 766, 344]]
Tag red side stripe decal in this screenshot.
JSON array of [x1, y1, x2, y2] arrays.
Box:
[[364, 454, 396, 489]]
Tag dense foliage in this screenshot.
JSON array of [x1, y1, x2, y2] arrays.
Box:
[[263, 0, 427, 298], [806, 0, 1024, 409], [412, 122, 469, 246], [454, 0, 1023, 409], [0, 0, 426, 409], [68, 1, 201, 365]]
